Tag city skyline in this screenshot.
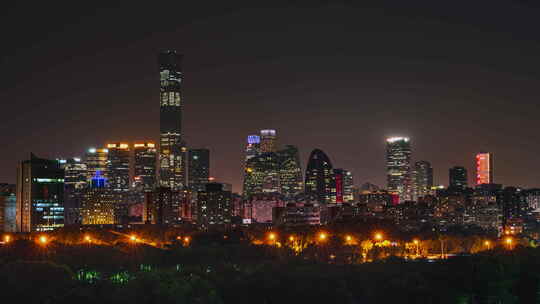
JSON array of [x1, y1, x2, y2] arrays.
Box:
[[3, 2, 540, 192]]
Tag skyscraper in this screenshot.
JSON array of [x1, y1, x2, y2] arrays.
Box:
[[107, 143, 131, 192], [197, 183, 232, 230], [133, 142, 157, 191], [476, 152, 493, 185], [188, 148, 210, 192], [386, 137, 412, 202], [159, 50, 185, 190], [276, 145, 303, 198], [413, 161, 433, 199], [245, 135, 261, 161], [334, 168, 354, 203], [81, 172, 120, 225], [260, 129, 277, 153], [84, 148, 108, 182], [449, 166, 468, 189], [243, 152, 280, 197], [16, 154, 65, 232], [305, 149, 335, 204], [59, 157, 87, 225]]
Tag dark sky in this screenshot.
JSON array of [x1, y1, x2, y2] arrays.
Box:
[[2, 1, 540, 192]]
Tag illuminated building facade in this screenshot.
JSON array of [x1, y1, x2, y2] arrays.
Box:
[[143, 187, 189, 225], [476, 152, 493, 185], [197, 183, 232, 229], [107, 143, 130, 192], [16, 154, 65, 232], [84, 148, 108, 182], [260, 129, 277, 153], [245, 135, 261, 161], [305, 149, 335, 204], [59, 157, 87, 225], [449, 166, 468, 189], [276, 145, 303, 198], [334, 168, 354, 203], [386, 137, 412, 202], [244, 193, 285, 224], [80, 172, 123, 225], [188, 148, 210, 192], [413, 160, 433, 199], [159, 50, 185, 190], [243, 152, 280, 197], [134, 142, 157, 191]]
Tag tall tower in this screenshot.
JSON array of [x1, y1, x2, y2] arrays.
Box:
[[107, 143, 130, 192], [413, 160, 433, 199], [188, 148, 210, 192], [134, 142, 157, 191], [386, 137, 411, 202], [260, 129, 277, 153], [449, 166, 468, 189], [16, 154, 65, 232], [84, 148, 108, 182], [159, 50, 185, 189], [305, 149, 335, 204], [277, 145, 303, 198], [476, 152, 493, 185]]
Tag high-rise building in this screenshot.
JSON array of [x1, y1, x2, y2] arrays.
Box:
[[449, 166, 468, 189], [413, 161, 433, 199], [59, 157, 87, 225], [143, 187, 189, 225], [245, 135, 261, 161], [276, 145, 303, 198], [305, 149, 335, 204], [81, 172, 122, 225], [133, 142, 157, 191], [243, 153, 280, 197], [334, 168, 354, 203], [260, 129, 277, 153], [244, 193, 285, 224], [188, 148, 210, 192], [84, 148, 108, 182], [476, 152, 493, 185], [197, 183, 232, 229], [159, 50, 185, 190], [386, 137, 412, 202], [107, 143, 131, 192], [16, 154, 65, 232]]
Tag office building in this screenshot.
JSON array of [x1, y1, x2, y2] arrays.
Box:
[[0, 184, 16, 232], [188, 148, 210, 192], [276, 145, 303, 198], [81, 172, 122, 225], [305, 149, 335, 204], [244, 193, 285, 224], [260, 129, 277, 153], [476, 152, 493, 185], [133, 142, 157, 191], [159, 50, 185, 189], [334, 168, 354, 203], [16, 154, 65, 232], [84, 148, 108, 181], [413, 161, 433, 199], [245, 135, 261, 161], [107, 143, 130, 192], [449, 166, 468, 189], [143, 187, 189, 225], [59, 157, 87, 225], [386, 137, 412, 202], [197, 183, 232, 229], [243, 152, 280, 197]]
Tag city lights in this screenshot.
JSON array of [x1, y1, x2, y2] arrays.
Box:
[[318, 232, 327, 241], [268, 232, 277, 241], [85, 235, 92, 243], [39, 235, 48, 245], [130, 235, 137, 242], [374, 232, 383, 241], [3, 235, 10, 244]]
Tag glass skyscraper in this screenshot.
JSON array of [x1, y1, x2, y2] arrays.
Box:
[[449, 166, 468, 189], [305, 149, 335, 204], [134, 142, 157, 191], [413, 160, 433, 199], [16, 154, 65, 232], [188, 148, 210, 192], [159, 50, 185, 189], [386, 137, 411, 202], [107, 143, 131, 192]]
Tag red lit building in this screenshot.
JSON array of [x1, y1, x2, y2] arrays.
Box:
[[476, 152, 493, 185]]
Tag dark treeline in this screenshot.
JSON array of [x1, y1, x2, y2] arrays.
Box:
[[1, 234, 540, 304]]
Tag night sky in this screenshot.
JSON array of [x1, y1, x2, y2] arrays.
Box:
[[2, 1, 540, 192]]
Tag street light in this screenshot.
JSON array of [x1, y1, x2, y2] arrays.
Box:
[[84, 235, 92, 243], [268, 232, 276, 241], [130, 235, 137, 242], [39, 235, 48, 245], [3, 235, 10, 244], [318, 232, 328, 241], [484, 240, 491, 249], [413, 239, 420, 256], [289, 235, 295, 242], [505, 237, 513, 249], [374, 232, 383, 241], [345, 235, 352, 242]]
